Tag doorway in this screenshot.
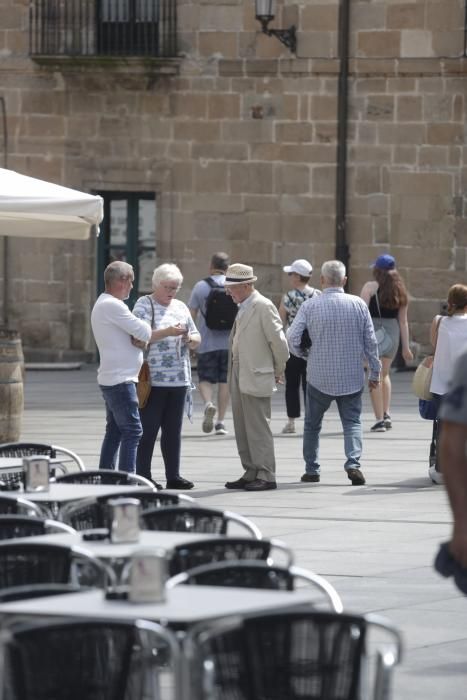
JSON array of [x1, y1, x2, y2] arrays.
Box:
[[96, 192, 156, 307]]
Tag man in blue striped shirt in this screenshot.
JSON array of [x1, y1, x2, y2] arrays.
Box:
[[287, 260, 381, 485]]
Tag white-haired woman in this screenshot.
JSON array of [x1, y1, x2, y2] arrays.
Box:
[[133, 263, 200, 489]]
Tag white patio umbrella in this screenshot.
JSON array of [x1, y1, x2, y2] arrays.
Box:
[[0, 168, 103, 239]]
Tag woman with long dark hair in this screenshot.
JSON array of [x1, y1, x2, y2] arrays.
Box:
[[360, 254, 413, 432]]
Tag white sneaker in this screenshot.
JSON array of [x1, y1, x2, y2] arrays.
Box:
[[215, 422, 228, 435], [282, 421, 296, 434], [429, 465, 443, 485], [202, 402, 216, 433]]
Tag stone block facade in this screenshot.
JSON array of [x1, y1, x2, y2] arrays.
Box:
[[0, 0, 466, 360]]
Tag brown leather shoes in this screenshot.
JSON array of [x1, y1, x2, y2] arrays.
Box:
[[225, 477, 248, 490], [347, 468, 366, 485], [244, 479, 277, 491]]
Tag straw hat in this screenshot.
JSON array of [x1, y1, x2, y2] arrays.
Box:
[[224, 263, 258, 286]]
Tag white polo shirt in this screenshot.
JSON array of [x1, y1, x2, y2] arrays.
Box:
[[91, 293, 151, 386]]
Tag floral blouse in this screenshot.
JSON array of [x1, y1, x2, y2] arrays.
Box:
[[282, 286, 319, 328], [133, 295, 197, 387]]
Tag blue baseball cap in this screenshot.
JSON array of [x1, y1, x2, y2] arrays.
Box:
[[372, 254, 395, 270]]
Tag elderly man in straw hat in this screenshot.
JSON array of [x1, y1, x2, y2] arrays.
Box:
[[223, 263, 289, 491]]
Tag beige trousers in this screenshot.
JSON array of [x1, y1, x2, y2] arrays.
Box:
[[230, 362, 276, 482]]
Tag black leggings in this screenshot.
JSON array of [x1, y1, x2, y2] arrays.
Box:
[[136, 385, 187, 481], [284, 354, 307, 419]]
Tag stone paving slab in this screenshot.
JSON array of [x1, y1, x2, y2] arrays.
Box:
[[17, 365, 467, 698]]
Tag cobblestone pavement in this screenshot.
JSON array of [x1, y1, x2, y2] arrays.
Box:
[[20, 365, 465, 699]]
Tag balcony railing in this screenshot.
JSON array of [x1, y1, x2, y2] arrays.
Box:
[[29, 0, 177, 58]]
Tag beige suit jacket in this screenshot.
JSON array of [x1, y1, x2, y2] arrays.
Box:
[[228, 290, 289, 397]]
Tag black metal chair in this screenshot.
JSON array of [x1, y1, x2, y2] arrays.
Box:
[[0, 515, 76, 540], [141, 506, 262, 538], [1, 618, 180, 700], [0, 495, 45, 518], [168, 537, 293, 577], [0, 542, 116, 590], [0, 442, 85, 490], [56, 469, 154, 487], [59, 490, 194, 531], [0, 583, 85, 603], [167, 560, 343, 613], [185, 610, 402, 700]]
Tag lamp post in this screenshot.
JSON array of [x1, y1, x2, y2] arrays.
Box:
[[254, 0, 296, 53]]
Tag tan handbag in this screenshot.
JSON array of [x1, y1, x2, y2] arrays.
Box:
[[412, 356, 434, 400], [412, 316, 443, 401], [136, 296, 155, 410], [137, 360, 151, 409]]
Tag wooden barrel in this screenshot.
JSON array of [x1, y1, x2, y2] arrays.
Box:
[[0, 328, 24, 442]]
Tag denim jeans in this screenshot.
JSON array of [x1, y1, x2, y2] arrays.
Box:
[[136, 385, 187, 481], [99, 382, 143, 473], [303, 383, 363, 475]]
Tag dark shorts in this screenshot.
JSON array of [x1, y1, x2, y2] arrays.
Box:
[[197, 350, 229, 384]]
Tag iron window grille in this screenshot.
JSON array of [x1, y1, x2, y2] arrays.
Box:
[[29, 0, 177, 58]]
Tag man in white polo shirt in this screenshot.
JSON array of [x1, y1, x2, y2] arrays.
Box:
[[91, 261, 151, 473]]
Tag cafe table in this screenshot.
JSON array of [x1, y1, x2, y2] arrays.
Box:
[[0, 483, 153, 517], [0, 586, 314, 632], [4, 530, 224, 557], [0, 457, 69, 482], [0, 456, 81, 480], [2, 530, 222, 582]]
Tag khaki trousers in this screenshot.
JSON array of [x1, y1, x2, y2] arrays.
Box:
[[230, 362, 276, 482]]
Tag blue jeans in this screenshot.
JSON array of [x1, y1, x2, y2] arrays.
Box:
[[99, 382, 143, 473], [303, 383, 363, 475]]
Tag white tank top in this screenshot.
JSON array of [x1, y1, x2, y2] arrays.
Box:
[[430, 315, 467, 395]]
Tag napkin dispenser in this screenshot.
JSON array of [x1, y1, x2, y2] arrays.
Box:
[[23, 456, 50, 492], [127, 548, 168, 603], [108, 498, 141, 543]]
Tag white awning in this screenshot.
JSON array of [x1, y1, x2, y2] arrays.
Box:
[[0, 168, 104, 239]]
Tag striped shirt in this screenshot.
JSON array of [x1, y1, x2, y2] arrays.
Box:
[[287, 287, 381, 396]]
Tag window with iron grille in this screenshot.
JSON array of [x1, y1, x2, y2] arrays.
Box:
[[29, 0, 177, 58]]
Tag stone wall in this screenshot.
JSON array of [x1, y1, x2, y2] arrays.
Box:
[[1, 0, 466, 359]]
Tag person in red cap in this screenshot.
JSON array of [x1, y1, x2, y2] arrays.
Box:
[[360, 254, 413, 432]]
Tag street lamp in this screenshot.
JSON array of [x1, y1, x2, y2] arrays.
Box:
[[255, 0, 296, 53]]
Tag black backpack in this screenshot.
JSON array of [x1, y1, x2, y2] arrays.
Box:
[[202, 277, 238, 331]]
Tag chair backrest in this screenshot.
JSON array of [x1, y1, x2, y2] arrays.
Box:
[[0, 495, 44, 518], [0, 515, 76, 540], [59, 498, 105, 531], [169, 559, 293, 588], [141, 506, 262, 537], [56, 469, 153, 487], [1, 618, 180, 700], [169, 537, 293, 576], [0, 442, 54, 458], [60, 491, 192, 531], [167, 561, 343, 613], [0, 441, 85, 474], [168, 538, 272, 576], [0, 542, 115, 590], [185, 610, 402, 700], [97, 490, 194, 508]]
